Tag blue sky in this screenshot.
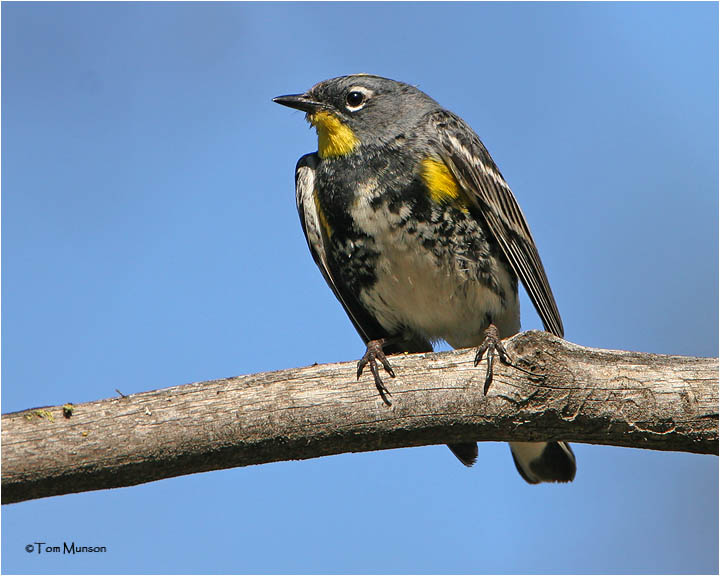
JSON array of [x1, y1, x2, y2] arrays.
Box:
[[2, 2, 717, 574]]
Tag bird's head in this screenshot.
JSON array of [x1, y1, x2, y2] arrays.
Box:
[[274, 74, 438, 158]]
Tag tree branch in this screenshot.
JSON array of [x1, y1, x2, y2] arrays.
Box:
[[2, 331, 717, 504]]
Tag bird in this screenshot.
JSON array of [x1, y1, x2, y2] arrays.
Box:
[[274, 74, 576, 483]]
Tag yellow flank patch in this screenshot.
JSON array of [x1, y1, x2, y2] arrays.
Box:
[[309, 111, 358, 158], [420, 157, 467, 209], [313, 189, 333, 238]]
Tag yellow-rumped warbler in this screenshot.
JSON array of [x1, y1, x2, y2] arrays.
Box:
[[274, 74, 575, 483]]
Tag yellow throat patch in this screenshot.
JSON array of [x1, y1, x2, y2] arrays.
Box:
[[420, 157, 468, 210], [309, 111, 358, 158]]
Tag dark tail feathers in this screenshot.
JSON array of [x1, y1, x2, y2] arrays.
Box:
[[447, 442, 478, 467], [448, 441, 576, 484], [509, 441, 576, 484]]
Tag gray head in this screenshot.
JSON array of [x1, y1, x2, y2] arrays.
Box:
[[274, 74, 439, 157]]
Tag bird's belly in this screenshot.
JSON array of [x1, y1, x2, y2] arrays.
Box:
[[357, 225, 520, 348]]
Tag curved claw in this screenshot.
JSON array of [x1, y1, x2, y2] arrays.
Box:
[[357, 339, 395, 405], [474, 324, 546, 394], [474, 324, 512, 395]]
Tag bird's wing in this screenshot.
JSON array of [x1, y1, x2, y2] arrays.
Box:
[[295, 154, 383, 344], [425, 109, 564, 337]]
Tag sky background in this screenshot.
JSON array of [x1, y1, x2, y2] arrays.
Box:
[[2, 2, 718, 574]]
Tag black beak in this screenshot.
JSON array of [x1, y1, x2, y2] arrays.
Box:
[[273, 93, 324, 113]]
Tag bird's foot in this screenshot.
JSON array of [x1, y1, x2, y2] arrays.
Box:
[[474, 324, 542, 394], [474, 324, 510, 395], [357, 339, 395, 406]]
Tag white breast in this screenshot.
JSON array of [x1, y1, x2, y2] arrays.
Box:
[[351, 194, 520, 348]]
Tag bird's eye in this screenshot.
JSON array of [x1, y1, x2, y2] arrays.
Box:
[[345, 91, 366, 110]]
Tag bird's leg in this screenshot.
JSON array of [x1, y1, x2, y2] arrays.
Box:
[[357, 338, 395, 406], [474, 324, 511, 395], [474, 324, 542, 394]]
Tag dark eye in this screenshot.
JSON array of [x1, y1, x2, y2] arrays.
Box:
[[346, 91, 365, 108]]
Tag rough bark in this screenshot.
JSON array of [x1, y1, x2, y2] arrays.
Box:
[[2, 331, 717, 504]]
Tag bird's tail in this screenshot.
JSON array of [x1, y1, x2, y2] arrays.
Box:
[[448, 441, 576, 483], [447, 443, 479, 467], [509, 441, 576, 483]]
